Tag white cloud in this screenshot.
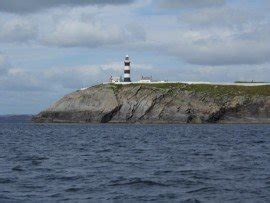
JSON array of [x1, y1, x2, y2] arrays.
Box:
[[0, 54, 7, 67], [1, 0, 267, 67], [0, 53, 10, 75], [178, 6, 256, 28], [42, 20, 128, 48], [0, 0, 269, 77], [0, 61, 154, 91], [165, 27, 270, 66], [158, 0, 225, 9], [142, 4, 270, 66], [180, 65, 270, 82], [0, 17, 37, 43], [39, 5, 146, 48], [0, 4, 147, 48], [0, 0, 134, 13]]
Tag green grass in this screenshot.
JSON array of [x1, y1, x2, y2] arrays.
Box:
[[106, 83, 270, 97], [108, 83, 124, 93], [235, 81, 269, 83], [185, 84, 270, 97]]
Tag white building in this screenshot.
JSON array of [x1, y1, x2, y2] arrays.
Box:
[[110, 76, 121, 83], [139, 76, 153, 83]]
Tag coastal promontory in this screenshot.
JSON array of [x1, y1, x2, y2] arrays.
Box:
[[32, 83, 270, 124]]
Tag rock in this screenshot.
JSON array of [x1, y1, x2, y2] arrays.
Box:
[[32, 83, 270, 124]]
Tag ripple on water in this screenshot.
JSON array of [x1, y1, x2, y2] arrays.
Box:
[[0, 178, 16, 184], [65, 187, 82, 192], [0, 195, 13, 201], [0, 123, 269, 202], [109, 178, 169, 187], [11, 155, 49, 162], [153, 170, 172, 175], [45, 175, 85, 182], [11, 165, 24, 172], [187, 187, 218, 194], [182, 198, 202, 203]]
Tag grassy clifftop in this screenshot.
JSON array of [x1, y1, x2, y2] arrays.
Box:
[[107, 83, 270, 97]]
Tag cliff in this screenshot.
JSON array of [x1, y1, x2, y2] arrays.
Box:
[[33, 83, 270, 124]]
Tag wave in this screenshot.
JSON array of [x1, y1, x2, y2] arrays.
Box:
[[65, 187, 82, 192], [12, 165, 24, 172], [187, 187, 217, 194], [45, 174, 84, 181], [109, 178, 168, 187], [0, 178, 15, 184]]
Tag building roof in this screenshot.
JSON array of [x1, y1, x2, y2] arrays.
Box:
[[141, 76, 152, 80]]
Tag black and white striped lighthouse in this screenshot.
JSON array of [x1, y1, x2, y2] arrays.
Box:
[[124, 55, 131, 82]]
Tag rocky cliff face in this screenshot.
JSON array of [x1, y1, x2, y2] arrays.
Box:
[[33, 83, 270, 124]]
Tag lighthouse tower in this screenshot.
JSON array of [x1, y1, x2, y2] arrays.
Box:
[[124, 55, 131, 82]]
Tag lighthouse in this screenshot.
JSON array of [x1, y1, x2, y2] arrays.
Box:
[[124, 55, 131, 82]]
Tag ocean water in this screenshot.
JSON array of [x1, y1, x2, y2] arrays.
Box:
[[0, 123, 269, 202]]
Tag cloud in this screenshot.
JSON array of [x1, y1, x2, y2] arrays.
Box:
[[179, 65, 270, 83], [0, 53, 52, 91], [178, 7, 255, 28], [0, 0, 135, 13], [37, 5, 147, 48], [0, 4, 146, 48], [164, 27, 270, 66], [158, 0, 225, 9], [0, 0, 269, 68], [42, 19, 145, 48], [42, 20, 123, 48], [0, 66, 99, 92], [0, 61, 153, 92], [0, 53, 11, 75], [0, 69, 49, 91], [0, 18, 37, 43], [145, 3, 270, 66]]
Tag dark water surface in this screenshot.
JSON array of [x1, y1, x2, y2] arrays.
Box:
[[0, 123, 270, 202]]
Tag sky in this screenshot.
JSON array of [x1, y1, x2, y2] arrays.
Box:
[[0, 0, 269, 114]]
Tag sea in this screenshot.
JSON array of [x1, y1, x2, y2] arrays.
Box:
[[0, 122, 269, 202]]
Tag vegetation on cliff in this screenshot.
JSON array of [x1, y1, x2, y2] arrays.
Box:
[[108, 83, 270, 96]]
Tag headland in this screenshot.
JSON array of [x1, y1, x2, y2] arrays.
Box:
[[32, 83, 270, 124]]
